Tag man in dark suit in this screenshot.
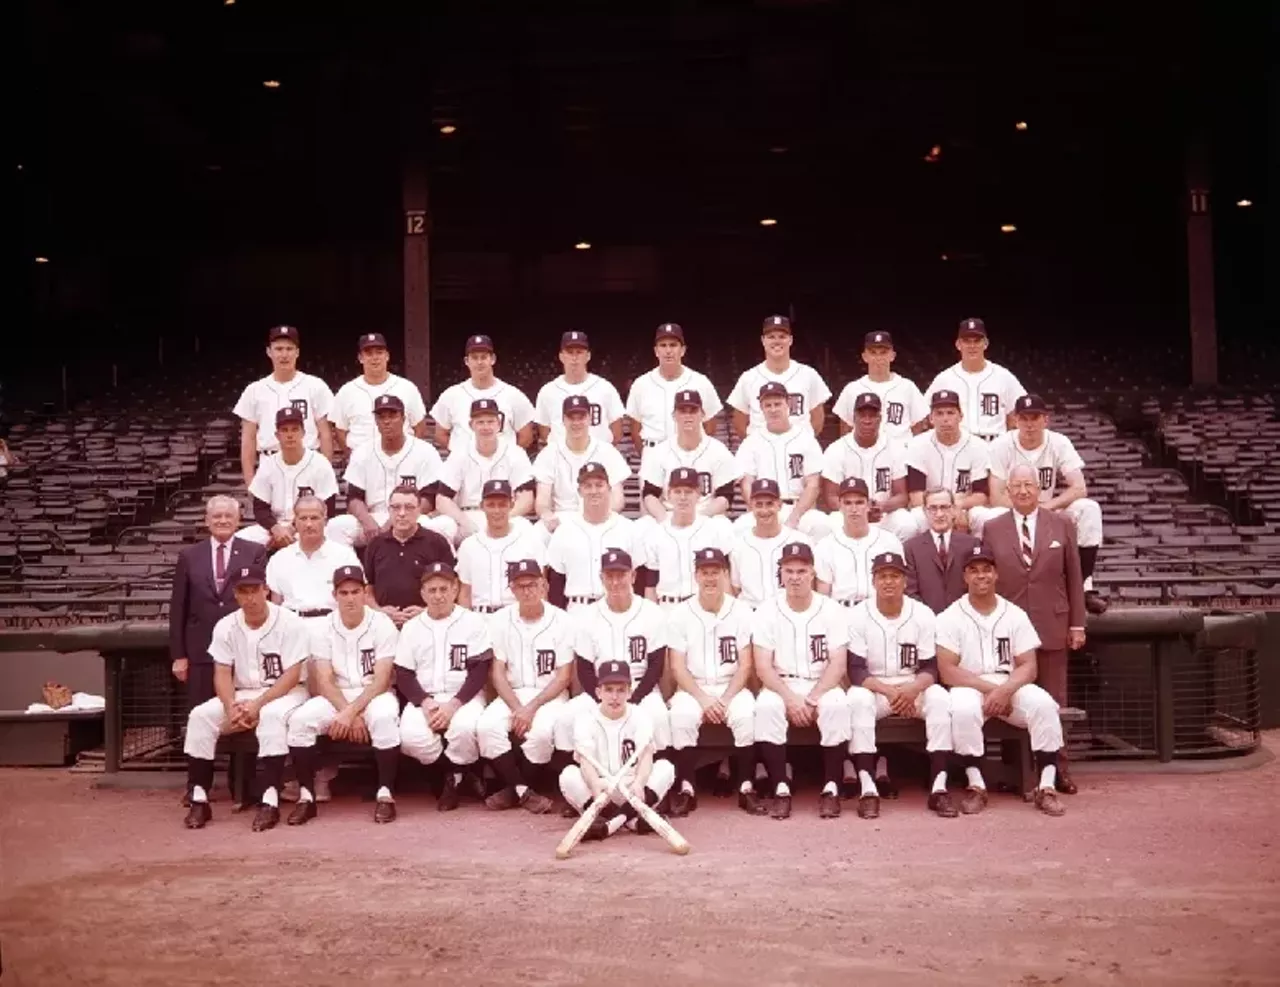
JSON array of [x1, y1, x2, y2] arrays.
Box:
[[904, 488, 978, 615], [169, 494, 268, 709], [982, 464, 1086, 793]]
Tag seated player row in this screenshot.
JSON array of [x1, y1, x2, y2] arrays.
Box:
[[180, 538, 1069, 836]]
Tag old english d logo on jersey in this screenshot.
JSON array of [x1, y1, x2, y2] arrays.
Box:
[[627, 636, 648, 667], [718, 637, 739, 666], [697, 471, 713, 496], [787, 454, 805, 480], [787, 393, 805, 417], [809, 635, 829, 664], [297, 486, 314, 499], [886, 402, 905, 426], [981, 393, 1000, 417], [261, 652, 284, 681], [620, 738, 636, 763], [1038, 467, 1056, 491], [536, 649, 557, 677], [359, 648, 376, 677], [399, 476, 418, 490], [955, 469, 971, 493], [449, 644, 468, 672], [290, 398, 309, 417], [874, 467, 891, 494], [996, 637, 1012, 671], [589, 403, 602, 426], [899, 643, 918, 672]]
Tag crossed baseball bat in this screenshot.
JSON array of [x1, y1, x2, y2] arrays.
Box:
[[554, 749, 690, 859]]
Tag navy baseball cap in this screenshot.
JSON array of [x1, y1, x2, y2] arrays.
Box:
[[231, 562, 268, 588], [482, 479, 513, 500], [275, 407, 305, 427], [864, 330, 894, 348], [871, 551, 908, 574], [578, 462, 609, 483], [958, 317, 987, 338], [673, 389, 703, 410], [465, 334, 494, 353], [563, 395, 591, 416], [693, 547, 729, 569], [668, 467, 700, 489], [560, 330, 590, 350], [931, 390, 961, 409], [507, 558, 542, 582], [655, 323, 685, 343], [758, 381, 789, 401], [963, 543, 997, 568], [374, 394, 405, 415], [853, 393, 882, 413], [839, 477, 870, 498], [597, 660, 632, 686], [333, 564, 366, 587], [268, 325, 299, 343], [780, 542, 814, 565], [762, 314, 792, 333], [358, 333, 387, 350], [749, 478, 782, 501], [420, 562, 457, 582], [1014, 394, 1049, 414], [600, 550, 633, 572], [470, 398, 501, 419]]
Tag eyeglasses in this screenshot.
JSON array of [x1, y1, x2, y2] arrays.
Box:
[[924, 505, 952, 514]]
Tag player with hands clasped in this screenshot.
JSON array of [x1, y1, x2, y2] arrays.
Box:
[[239, 406, 339, 548]]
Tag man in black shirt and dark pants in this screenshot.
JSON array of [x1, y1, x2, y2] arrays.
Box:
[[364, 485, 455, 628]]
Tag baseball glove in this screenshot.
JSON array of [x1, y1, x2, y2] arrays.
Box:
[[41, 681, 74, 709]]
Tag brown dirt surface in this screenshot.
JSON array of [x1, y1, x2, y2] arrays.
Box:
[[2, 739, 1279, 987]]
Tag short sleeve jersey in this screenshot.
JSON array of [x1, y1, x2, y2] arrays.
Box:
[[847, 597, 936, 682], [832, 374, 928, 444], [926, 362, 1027, 439], [233, 373, 335, 452], [726, 361, 831, 435], [490, 602, 574, 691], [575, 595, 668, 684], [624, 367, 724, 444], [430, 379, 536, 453], [734, 426, 824, 500], [208, 603, 309, 690], [820, 433, 906, 499], [642, 515, 737, 599], [903, 429, 992, 495], [532, 440, 631, 512], [545, 514, 637, 599], [533, 375, 625, 446], [667, 595, 754, 687], [814, 527, 904, 605], [638, 434, 740, 510], [730, 528, 814, 609], [750, 593, 849, 681], [438, 439, 536, 508], [309, 607, 400, 690], [248, 451, 339, 522], [987, 429, 1086, 503], [393, 605, 494, 697], [454, 519, 542, 610], [343, 437, 445, 513], [331, 374, 428, 450], [935, 595, 1041, 676]]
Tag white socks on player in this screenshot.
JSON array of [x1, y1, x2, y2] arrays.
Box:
[[191, 785, 208, 804], [775, 781, 791, 797], [965, 767, 986, 791], [681, 780, 695, 795], [1039, 765, 1057, 790], [298, 787, 314, 804], [607, 815, 628, 836], [739, 780, 754, 795], [375, 786, 393, 802], [822, 781, 838, 796], [515, 784, 528, 798], [931, 772, 948, 795], [261, 786, 279, 808], [859, 770, 878, 798]]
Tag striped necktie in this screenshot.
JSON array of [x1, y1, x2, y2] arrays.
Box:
[[1020, 516, 1034, 567]]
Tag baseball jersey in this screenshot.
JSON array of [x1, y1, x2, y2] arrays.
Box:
[[987, 429, 1086, 502], [814, 527, 904, 605], [343, 436, 445, 513], [668, 595, 754, 688], [820, 432, 905, 499], [234, 373, 335, 452], [264, 539, 360, 612], [735, 425, 824, 500], [751, 594, 849, 681], [331, 374, 428, 450], [575, 595, 668, 684], [935, 595, 1041, 677], [848, 598, 936, 683], [833, 375, 929, 444], [490, 602, 574, 691], [730, 528, 814, 609], [208, 602, 309, 691], [624, 367, 724, 444], [394, 605, 494, 697], [248, 451, 339, 523], [454, 519, 542, 610], [926, 362, 1027, 439], [546, 514, 636, 599], [438, 439, 536, 508], [641, 515, 737, 600], [638, 434, 740, 510], [430, 379, 536, 453], [903, 429, 992, 495], [533, 374, 625, 445], [532, 439, 631, 512], [726, 361, 831, 435], [572, 704, 655, 778], [309, 607, 400, 691]]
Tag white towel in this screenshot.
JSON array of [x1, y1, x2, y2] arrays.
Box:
[[71, 693, 106, 710], [25, 703, 56, 714]]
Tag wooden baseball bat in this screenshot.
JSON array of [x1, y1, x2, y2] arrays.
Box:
[[580, 752, 690, 856], [554, 746, 643, 860]]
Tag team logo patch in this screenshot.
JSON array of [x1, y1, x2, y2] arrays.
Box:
[[535, 649, 557, 677], [886, 402, 905, 426], [589, 403, 603, 427], [1038, 467, 1055, 491], [359, 648, 376, 677], [297, 486, 314, 499], [399, 476, 418, 490], [874, 467, 891, 494], [718, 637, 739, 666], [627, 636, 648, 667], [697, 471, 713, 496], [787, 454, 805, 480], [449, 644, 468, 672], [809, 635, 829, 664], [899, 643, 918, 672], [980, 393, 1000, 417], [620, 738, 636, 763], [787, 394, 805, 418], [290, 398, 309, 418], [955, 469, 972, 493], [996, 637, 1013, 671], [261, 652, 284, 681]]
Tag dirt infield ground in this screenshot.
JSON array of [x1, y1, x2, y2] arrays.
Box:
[[2, 741, 1279, 987]]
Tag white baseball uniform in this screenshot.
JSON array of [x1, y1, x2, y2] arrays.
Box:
[[832, 374, 929, 445], [641, 515, 736, 604], [819, 432, 915, 541], [814, 526, 904, 606], [455, 518, 542, 612], [327, 436, 453, 546], [733, 425, 830, 539], [183, 603, 309, 761], [926, 361, 1027, 439], [532, 439, 631, 513], [395, 606, 493, 766], [239, 451, 340, 544], [286, 607, 402, 751], [559, 704, 676, 812], [625, 367, 723, 451], [726, 361, 831, 436], [667, 595, 756, 750], [477, 602, 574, 765], [751, 594, 851, 747], [729, 527, 814, 609], [935, 595, 1062, 756], [430, 379, 536, 453], [533, 375, 625, 446], [845, 598, 951, 754], [902, 428, 1000, 536], [264, 539, 360, 613], [638, 434, 740, 514], [234, 372, 335, 453], [331, 374, 428, 450], [545, 513, 636, 606], [987, 429, 1102, 547]]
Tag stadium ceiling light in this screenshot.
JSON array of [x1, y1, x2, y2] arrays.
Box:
[[769, 146, 788, 154], [1237, 199, 1253, 208], [34, 256, 49, 263], [923, 144, 942, 163], [1015, 121, 1028, 131], [1000, 224, 1017, 233], [439, 124, 457, 135], [262, 80, 281, 89], [759, 218, 778, 226], [941, 253, 950, 261], [574, 241, 591, 250]]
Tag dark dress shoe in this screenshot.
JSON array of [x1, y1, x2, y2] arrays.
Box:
[[520, 790, 554, 814], [373, 799, 397, 824], [1085, 591, 1109, 615], [857, 794, 881, 819], [287, 801, 317, 826], [927, 791, 959, 818], [251, 804, 280, 832], [184, 802, 212, 829], [771, 795, 792, 820], [1055, 770, 1078, 795], [1035, 788, 1066, 816], [484, 786, 519, 811], [670, 791, 693, 818], [875, 776, 899, 799], [437, 773, 461, 812], [818, 792, 841, 819], [959, 788, 988, 815], [738, 790, 768, 815]]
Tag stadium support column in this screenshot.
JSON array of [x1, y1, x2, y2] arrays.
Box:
[[403, 157, 432, 403], [1185, 142, 1218, 386]]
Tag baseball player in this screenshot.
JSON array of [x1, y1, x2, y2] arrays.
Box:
[[726, 314, 830, 438], [638, 389, 739, 526], [832, 331, 929, 445], [624, 323, 722, 470], [559, 659, 676, 843], [476, 558, 573, 813], [435, 398, 536, 540], [815, 478, 904, 607], [902, 390, 1000, 538], [729, 479, 814, 610], [239, 407, 339, 547], [820, 392, 913, 539], [455, 480, 541, 614], [233, 324, 334, 489], [533, 331, 625, 446], [394, 561, 494, 811], [845, 551, 956, 819], [181, 562, 310, 832], [640, 468, 736, 608], [936, 543, 1066, 817], [666, 547, 763, 816], [532, 395, 631, 533], [926, 318, 1027, 441], [751, 541, 851, 819], [987, 394, 1106, 613], [331, 332, 429, 452], [285, 565, 402, 825], [544, 463, 636, 611], [326, 394, 457, 547], [734, 381, 830, 540], [553, 550, 671, 759], [430, 334, 536, 453]]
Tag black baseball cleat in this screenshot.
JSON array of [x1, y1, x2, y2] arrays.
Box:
[[519, 789, 554, 814], [670, 790, 696, 817], [437, 773, 461, 812], [373, 799, 397, 824], [875, 776, 899, 800], [184, 801, 212, 829], [583, 816, 611, 841], [1055, 768, 1079, 795], [959, 787, 989, 815], [857, 794, 881, 820], [251, 804, 280, 832], [634, 810, 656, 835], [738, 790, 768, 815], [287, 800, 317, 826], [770, 794, 792, 820], [927, 791, 959, 818], [484, 786, 520, 811], [818, 792, 841, 819], [559, 802, 578, 818], [1085, 591, 1109, 615]]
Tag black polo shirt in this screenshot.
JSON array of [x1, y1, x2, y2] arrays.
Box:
[[365, 528, 456, 608]]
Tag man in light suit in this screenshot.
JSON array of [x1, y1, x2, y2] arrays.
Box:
[[904, 488, 977, 615], [982, 464, 1086, 794]]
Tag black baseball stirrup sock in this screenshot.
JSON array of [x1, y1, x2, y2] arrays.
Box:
[[758, 742, 787, 792], [735, 746, 756, 788], [187, 756, 215, 795], [674, 747, 699, 791], [1034, 750, 1060, 772], [928, 751, 950, 782], [1078, 546, 1098, 582], [822, 745, 845, 787], [289, 746, 318, 797], [491, 750, 525, 790], [374, 747, 399, 793], [256, 755, 287, 801], [853, 753, 877, 777]]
